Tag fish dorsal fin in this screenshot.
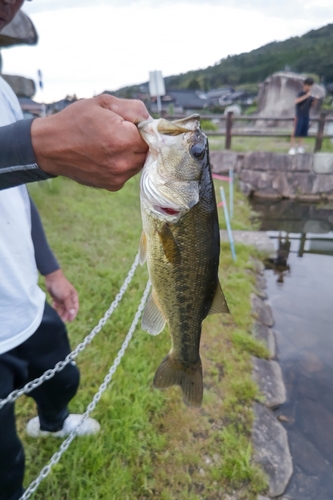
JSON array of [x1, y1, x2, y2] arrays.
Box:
[[158, 223, 181, 265], [142, 289, 166, 336], [208, 280, 230, 315], [139, 231, 147, 265], [157, 119, 192, 136]]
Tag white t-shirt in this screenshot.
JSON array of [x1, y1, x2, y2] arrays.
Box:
[[0, 76, 45, 354]]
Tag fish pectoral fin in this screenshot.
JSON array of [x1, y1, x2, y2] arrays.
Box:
[[157, 223, 181, 265], [139, 231, 147, 265], [208, 280, 230, 315], [141, 290, 166, 335], [153, 354, 203, 408]]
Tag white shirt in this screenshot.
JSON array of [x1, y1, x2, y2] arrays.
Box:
[[0, 76, 45, 354]]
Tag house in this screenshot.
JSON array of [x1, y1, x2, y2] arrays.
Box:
[[219, 91, 256, 107], [150, 89, 209, 114], [18, 96, 44, 118], [47, 95, 79, 114], [206, 88, 234, 105]]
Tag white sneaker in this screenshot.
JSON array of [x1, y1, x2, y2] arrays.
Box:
[[26, 414, 100, 438], [288, 147, 296, 155], [297, 146, 305, 154]]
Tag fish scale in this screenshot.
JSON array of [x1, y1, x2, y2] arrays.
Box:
[[139, 115, 229, 407]]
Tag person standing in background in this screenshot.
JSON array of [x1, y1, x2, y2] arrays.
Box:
[[289, 77, 317, 155]]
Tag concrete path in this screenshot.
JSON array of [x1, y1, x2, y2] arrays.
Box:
[[220, 229, 275, 255]]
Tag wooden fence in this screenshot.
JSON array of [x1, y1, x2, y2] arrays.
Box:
[[166, 112, 333, 152]]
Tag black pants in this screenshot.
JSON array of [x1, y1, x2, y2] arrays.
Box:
[[0, 302, 80, 500]]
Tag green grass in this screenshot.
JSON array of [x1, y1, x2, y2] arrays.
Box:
[[16, 176, 268, 499], [201, 119, 219, 132], [213, 176, 260, 232], [208, 134, 333, 153]]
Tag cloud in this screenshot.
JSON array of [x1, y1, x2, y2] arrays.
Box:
[[3, 2, 331, 102], [24, 0, 333, 22]]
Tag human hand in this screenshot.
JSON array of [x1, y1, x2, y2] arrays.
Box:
[[31, 95, 150, 191], [45, 269, 79, 322]]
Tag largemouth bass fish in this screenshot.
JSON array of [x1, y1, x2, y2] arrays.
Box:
[[138, 115, 229, 407]]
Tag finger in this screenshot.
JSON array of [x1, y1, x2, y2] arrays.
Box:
[[67, 291, 79, 322], [120, 121, 149, 153], [97, 94, 150, 124], [113, 153, 148, 189], [53, 301, 68, 322]]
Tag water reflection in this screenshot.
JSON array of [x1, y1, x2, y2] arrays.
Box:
[[252, 199, 333, 500], [251, 198, 333, 235], [265, 233, 291, 283]]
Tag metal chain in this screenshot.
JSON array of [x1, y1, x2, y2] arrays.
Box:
[[20, 280, 151, 500], [0, 253, 140, 410]]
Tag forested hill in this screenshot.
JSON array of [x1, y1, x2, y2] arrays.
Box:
[[166, 23, 333, 89], [117, 23, 333, 95]]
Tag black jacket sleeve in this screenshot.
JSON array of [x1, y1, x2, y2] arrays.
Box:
[[30, 196, 60, 276], [0, 118, 55, 191]]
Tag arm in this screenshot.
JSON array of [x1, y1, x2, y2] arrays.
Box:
[[30, 196, 59, 275], [30, 196, 79, 322], [0, 119, 54, 190], [0, 95, 149, 192], [295, 92, 311, 104]]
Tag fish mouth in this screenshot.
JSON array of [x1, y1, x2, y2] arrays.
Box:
[[153, 205, 180, 216]]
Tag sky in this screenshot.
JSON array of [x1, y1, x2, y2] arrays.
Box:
[[1, 0, 333, 103]]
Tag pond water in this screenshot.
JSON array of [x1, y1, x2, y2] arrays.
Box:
[[251, 199, 333, 500]]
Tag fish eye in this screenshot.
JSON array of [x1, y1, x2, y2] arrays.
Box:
[[190, 143, 205, 160]]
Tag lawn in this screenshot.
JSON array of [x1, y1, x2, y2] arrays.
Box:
[[208, 134, 333, 154], [16, 174, 268, 499]]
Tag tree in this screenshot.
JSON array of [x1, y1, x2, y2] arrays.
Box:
[[187, 78, 201, 90]]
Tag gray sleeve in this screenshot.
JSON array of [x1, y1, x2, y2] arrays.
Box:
[[30, 196, 60, 276], [0, 118, 55, 191]]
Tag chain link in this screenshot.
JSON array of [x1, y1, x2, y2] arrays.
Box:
[[20, 280, 151, 500], [0, 253, 140, 410]]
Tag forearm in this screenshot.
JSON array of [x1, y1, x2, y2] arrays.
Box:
[[295, 94, 310, 104], [0, 96, 149, 192], [30, 196, 60, 275], [0, 119, 54, 191]]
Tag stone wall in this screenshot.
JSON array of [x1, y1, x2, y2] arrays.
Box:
[[210, 150, 333, 201], [250, 198, 333, 233], [2, 75, 35, 98], [0, 11, 37, 47], [257, 72, 325, 121]]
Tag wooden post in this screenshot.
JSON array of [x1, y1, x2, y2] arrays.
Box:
[[298, 233, 307, 257], [314, 112, 326, 152], [225, 111, 233, 150]]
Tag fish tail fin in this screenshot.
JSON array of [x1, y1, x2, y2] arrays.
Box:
[[153, 354, 203, 407]]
